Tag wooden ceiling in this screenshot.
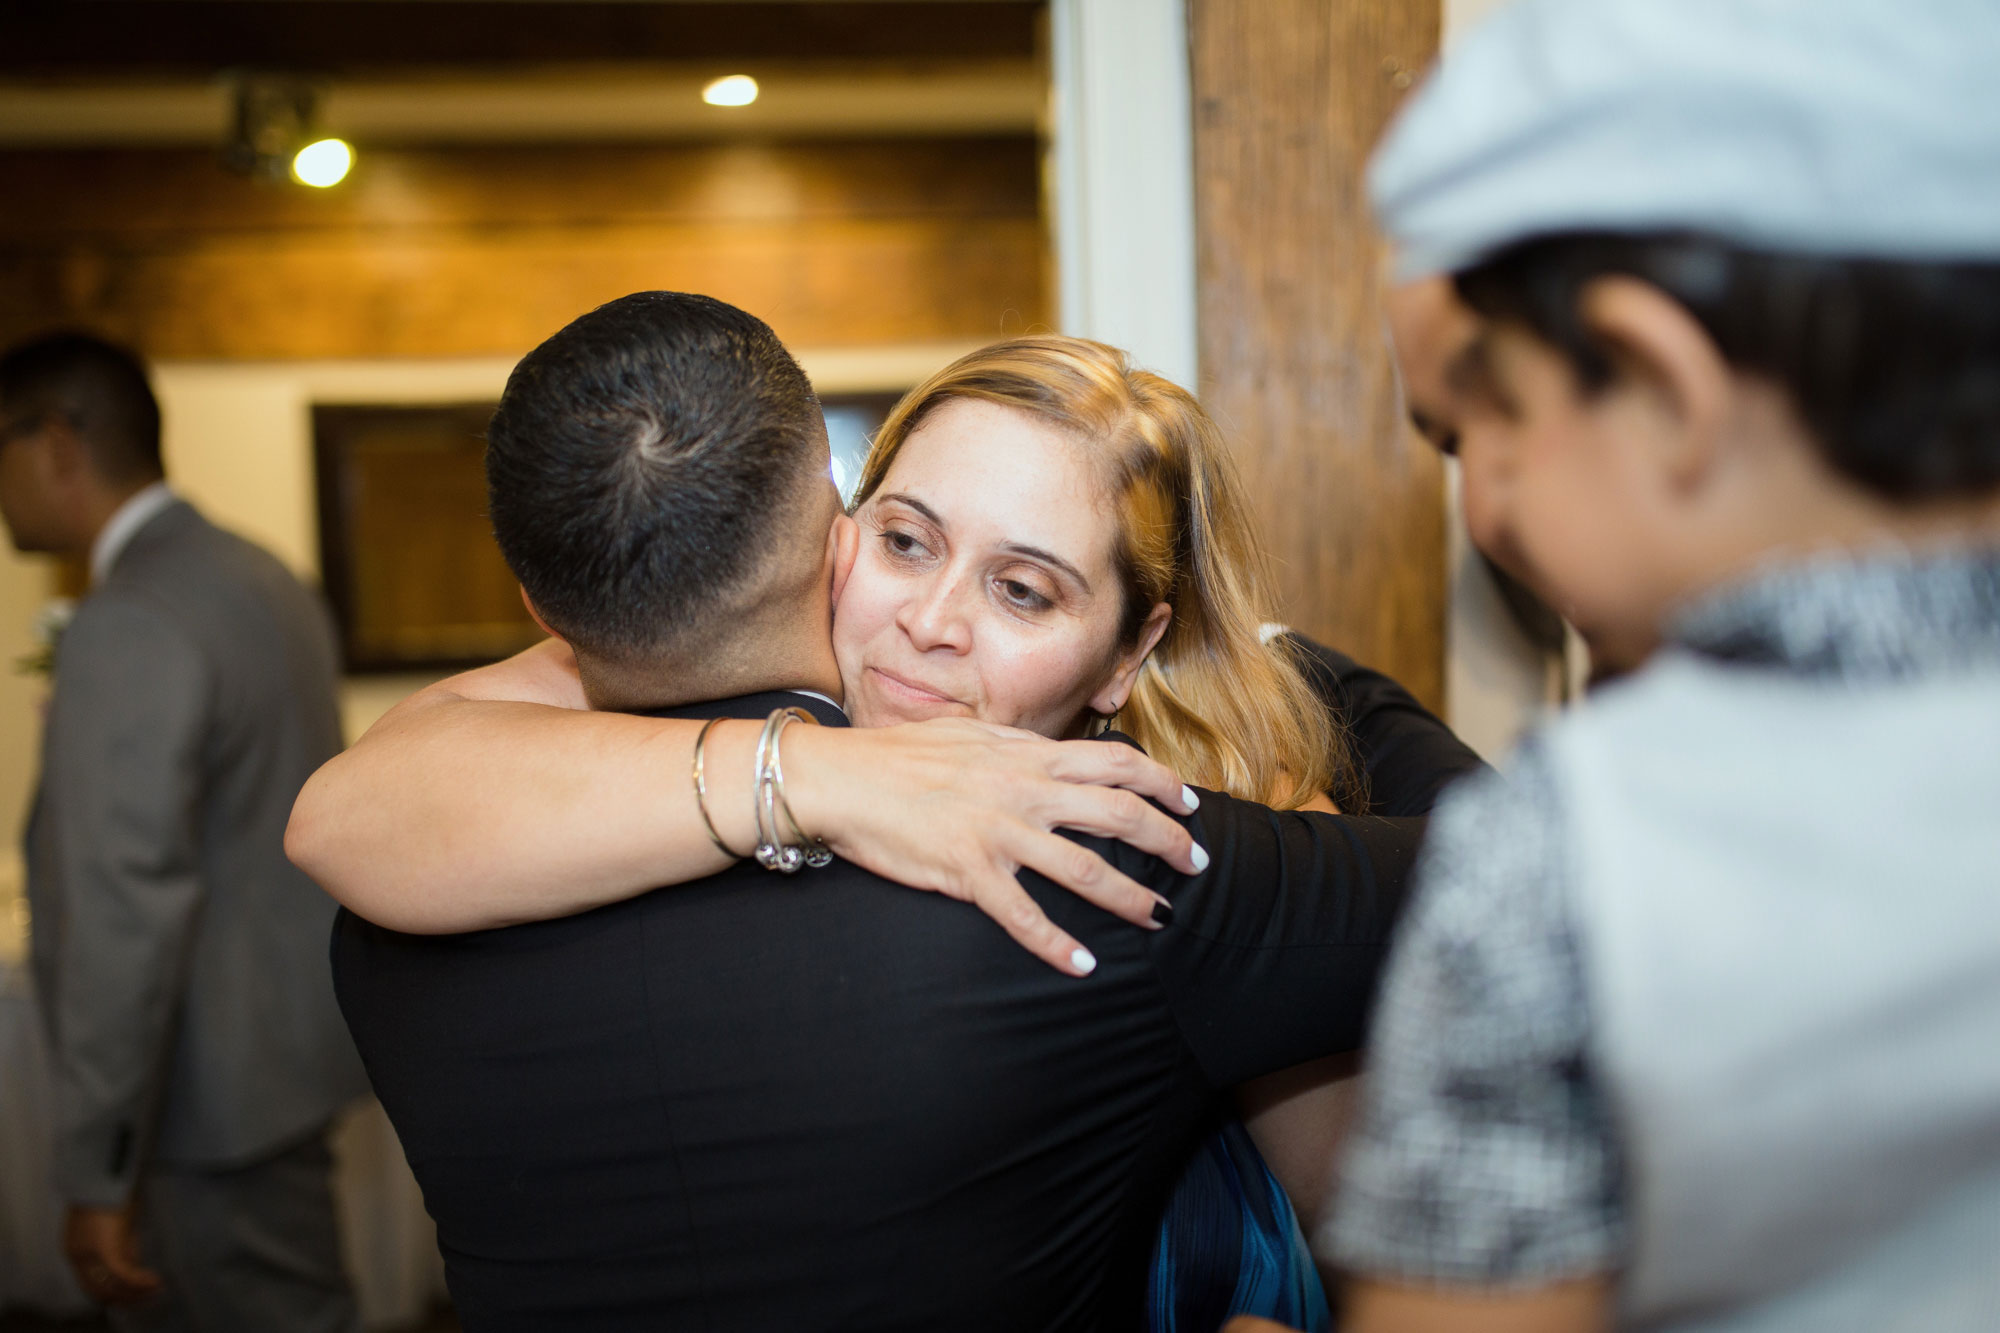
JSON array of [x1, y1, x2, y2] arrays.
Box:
[[0, 4, 1052, 369], [1, 3, 1041, 76]]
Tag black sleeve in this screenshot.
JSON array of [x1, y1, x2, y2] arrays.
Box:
[[1285, 631, 1490, 817], [1128, 787, 1427, 1089]]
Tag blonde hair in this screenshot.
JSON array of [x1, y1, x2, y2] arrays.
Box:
[[855, 336, 1361, 811]]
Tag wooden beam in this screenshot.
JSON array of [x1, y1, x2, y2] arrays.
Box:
[[0, 139, 1048, 359], [1190, 0, 1445, 710]]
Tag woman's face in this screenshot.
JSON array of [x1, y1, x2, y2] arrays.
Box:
[[833, 397, 1168, 738]]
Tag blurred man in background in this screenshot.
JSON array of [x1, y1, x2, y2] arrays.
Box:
[[0, 332, 365, 1330]]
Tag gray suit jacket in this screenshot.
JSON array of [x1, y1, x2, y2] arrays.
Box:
[[26, 499, 366, 1206]]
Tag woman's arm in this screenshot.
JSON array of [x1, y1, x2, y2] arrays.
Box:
[[1238, 1055, 1365, 1268], [286, 642, 1205, 975]]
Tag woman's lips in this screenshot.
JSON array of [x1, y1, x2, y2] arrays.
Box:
[[866, 665, 965, 709]]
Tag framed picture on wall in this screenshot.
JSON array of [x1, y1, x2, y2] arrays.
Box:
[[312, 392, 906, 672], [313, 402, 534, 672]]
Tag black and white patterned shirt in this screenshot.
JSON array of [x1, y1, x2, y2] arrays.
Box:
[[1326, 548, 2000, 1285]]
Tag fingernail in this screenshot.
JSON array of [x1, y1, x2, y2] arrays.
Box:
[[1190, 843, 1210, 873], [1150, 898, 1175, 927], [1071, 946, 1098, 975], [1181, 784, 1200, 811]]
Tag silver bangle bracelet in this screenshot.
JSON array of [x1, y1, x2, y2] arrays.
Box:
[[752, 707, 831, 873], [769, 709, 832, 869]]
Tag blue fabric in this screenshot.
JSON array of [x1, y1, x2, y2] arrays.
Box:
[[1147, 1119, 1331, 1333]]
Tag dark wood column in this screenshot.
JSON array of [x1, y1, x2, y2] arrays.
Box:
[[1190, 0, 1445, 709]]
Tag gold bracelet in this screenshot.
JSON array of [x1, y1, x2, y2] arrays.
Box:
[[691, 716, 746, 860]]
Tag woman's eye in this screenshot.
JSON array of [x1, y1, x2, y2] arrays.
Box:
[[997, 579, 1053, 612], [881, 530, 927, 560]]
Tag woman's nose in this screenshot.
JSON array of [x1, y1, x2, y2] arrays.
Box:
[[897, 570, 974, 653]]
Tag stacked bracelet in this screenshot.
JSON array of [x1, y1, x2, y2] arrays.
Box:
[[690, 709, 833, 870], [752, 707, 833, 873]]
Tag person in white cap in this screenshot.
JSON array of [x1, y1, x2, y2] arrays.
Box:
[[1238, 0, 2000, 1329]]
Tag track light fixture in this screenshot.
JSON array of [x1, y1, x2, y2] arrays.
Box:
[[224, 75, 351, 187]]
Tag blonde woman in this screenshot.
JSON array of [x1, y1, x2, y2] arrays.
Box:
[[294, 335, 1479, 1326]]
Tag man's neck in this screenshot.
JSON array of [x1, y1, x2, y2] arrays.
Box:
[[579, 625, 844, 714]]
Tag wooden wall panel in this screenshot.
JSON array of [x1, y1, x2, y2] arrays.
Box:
[[1190, 0, 1445, 710], [0, 139, 1047, 359]]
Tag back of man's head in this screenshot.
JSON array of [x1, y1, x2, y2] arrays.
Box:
[[0, 332, 164, 487], [486, 292, 832, 695]]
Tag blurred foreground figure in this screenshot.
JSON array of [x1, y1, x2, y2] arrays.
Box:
[[1325, 1, 2000, 1330], [0, 333, 365, 1330]]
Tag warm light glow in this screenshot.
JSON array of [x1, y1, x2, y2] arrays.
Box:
[[292, 138, 352, 187], [702, 75, 760, 108]]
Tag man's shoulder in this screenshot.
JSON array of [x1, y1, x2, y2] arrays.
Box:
[[101, 503, 331, 654], [56, 583, 201, 678], [117, 502, 303, 590]]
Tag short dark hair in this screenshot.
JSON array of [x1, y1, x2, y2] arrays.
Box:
[[0, 332, 163, 484], [1454, 233, 2000, 500], [485, 291, 827, 662]]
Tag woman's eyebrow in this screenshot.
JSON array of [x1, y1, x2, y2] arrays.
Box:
[[877, 492, 944, 527], [1000, 543, 1091, 593]]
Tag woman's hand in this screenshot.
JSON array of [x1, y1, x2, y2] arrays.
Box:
[[781, 718, 1206, 976]]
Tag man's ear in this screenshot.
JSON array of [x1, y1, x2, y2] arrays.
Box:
[[828, 513, 861, 608], [518, 585, 564, 643], [38, 417, 95, 488], [1575, 275, 1732, 495], [1089, 602, 1173, 716]]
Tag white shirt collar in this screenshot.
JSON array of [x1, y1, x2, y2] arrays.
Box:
[[89, 481, 175, 585], [785, 688, 846, 719]]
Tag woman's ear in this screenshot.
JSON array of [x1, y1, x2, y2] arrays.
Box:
[[1576, 275, 1733, 495], [828, 513, 861, 608], [1089, 602, 1173, 716]]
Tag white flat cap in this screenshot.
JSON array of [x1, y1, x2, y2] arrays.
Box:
[[1371, 0, 2000, 279]]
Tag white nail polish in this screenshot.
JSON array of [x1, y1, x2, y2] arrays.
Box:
[[1071, 946, 1098, 975], [1190, 843, 1210, 873], [1181, 785, 1200, 811]]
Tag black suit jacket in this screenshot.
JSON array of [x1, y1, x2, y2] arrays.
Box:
[[333, 690, 1420, 1332]]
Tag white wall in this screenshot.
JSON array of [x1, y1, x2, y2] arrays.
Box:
[[1047, 0, 1199, 388]]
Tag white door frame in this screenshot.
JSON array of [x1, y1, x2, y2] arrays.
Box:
[[1048, 0, 1200, 391]]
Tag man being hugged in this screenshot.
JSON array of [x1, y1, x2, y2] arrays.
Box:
[[1301, 0, 2000, 1329]]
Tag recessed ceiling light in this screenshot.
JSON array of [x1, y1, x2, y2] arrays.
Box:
[[292, 137, 352, 187], [702, 75, 759, 108]]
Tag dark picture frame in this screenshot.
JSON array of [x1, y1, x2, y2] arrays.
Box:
[[313, 402, 536, 673], [312, 392, 906, 672]]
